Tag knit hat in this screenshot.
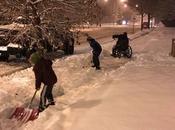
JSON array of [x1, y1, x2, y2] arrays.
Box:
[[29, 52, 41, 64]]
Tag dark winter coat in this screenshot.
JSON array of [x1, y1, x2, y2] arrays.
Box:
[[116, 34, 129, 51], [33, 58, 57, 89], [88, 39, 102, 55]]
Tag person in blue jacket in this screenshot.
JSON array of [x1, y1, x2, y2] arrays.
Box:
[[87, 36, 102, 70]]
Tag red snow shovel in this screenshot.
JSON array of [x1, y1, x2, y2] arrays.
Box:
[[10, 90, 39, 123]]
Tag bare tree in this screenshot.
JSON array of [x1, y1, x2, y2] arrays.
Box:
[[128, 0, 175, 21], [0, 0, 102, 46], [155, 0, 175, 20], [128, 0, 159, 29]]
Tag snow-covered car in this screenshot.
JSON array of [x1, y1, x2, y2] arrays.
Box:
[[0, 23, 75, 60], [0, 46, 9, 61], [0, 27, 23, 60], [0, 43, 26, 61]]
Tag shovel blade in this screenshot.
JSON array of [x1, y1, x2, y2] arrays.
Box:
[[10, 107, 39, 123]]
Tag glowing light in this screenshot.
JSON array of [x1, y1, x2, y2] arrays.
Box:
[[120, 0, 127, 3], [124, 4, 128, 8], [122, 20, 127, 25]]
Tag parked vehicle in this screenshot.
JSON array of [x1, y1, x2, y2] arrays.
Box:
[[0, 43, 25, 61], [0, 24, 75, 61], [0, 46, 9, 61]]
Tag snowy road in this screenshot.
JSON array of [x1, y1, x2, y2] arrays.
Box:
[[1, 27, 175, 130]]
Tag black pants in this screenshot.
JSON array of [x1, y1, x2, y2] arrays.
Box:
[[92, 53, 100, 68], [39, 85, 54, 109]]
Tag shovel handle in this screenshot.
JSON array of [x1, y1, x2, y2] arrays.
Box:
[[28, 90, 38, 108]]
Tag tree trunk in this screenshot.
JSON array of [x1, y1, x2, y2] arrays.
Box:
[[140, 2, 143, 31], [148, 13, 151, 29], [171, 39, 175, 57], [141, 13, 144, 31]]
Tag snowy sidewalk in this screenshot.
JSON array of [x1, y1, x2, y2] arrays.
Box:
[[59, 27, 175, 130]]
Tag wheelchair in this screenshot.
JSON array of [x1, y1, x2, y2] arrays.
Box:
[[111, 45, 132, 58]]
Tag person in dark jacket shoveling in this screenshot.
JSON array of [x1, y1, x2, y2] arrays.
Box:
[[29, 52, 57, 112], [87, 36, 102, 70]]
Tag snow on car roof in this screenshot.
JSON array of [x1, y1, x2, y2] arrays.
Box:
[[0, 46, 7, 51], [7, 43, 21, 48]]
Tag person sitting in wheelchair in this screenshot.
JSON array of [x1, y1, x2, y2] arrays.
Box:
[[112, 32, 129, 57]]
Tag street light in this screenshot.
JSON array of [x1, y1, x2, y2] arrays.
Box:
[[120, 0, 127, 3], [124, 4, 128, 8]]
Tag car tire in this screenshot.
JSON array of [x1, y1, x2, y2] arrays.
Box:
[[1, 52, 9, 61]]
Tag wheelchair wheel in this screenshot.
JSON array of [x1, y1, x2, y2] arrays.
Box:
[[125, 46, 132, 58], [112, 48, 121, 58]]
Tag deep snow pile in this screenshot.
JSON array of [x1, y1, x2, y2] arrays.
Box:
[[0, 27, 175, 130], [0, 46, 129, 130]]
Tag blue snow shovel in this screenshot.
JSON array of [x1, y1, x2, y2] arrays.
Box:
[[10, 90, 39, 123]]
